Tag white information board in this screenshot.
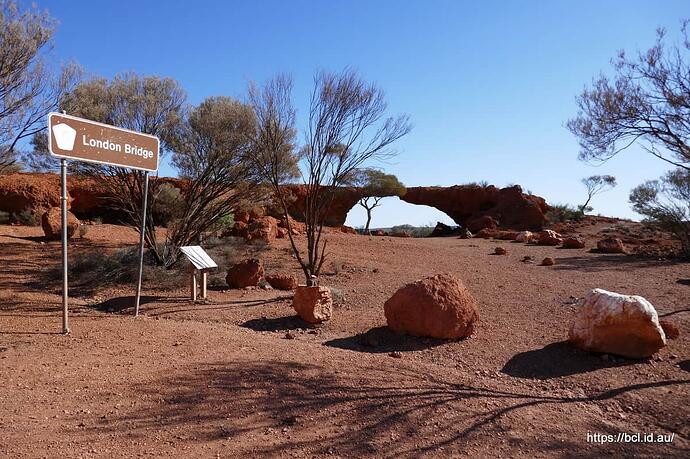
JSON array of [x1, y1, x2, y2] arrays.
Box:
[[180, 246, 218, 270]]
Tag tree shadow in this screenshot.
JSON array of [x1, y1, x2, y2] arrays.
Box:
[[241, 315, 314, 332], [92, 295, 163, 313], [501, 341, 636, 379], [143, 296, 293, 318], [323, 326, 446, 353], [553, 255, 682, 272], [83, 360, 690, 457], [677, 278, 690, 286]]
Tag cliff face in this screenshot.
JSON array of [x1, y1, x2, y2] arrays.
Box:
[[0, 173, 548, 231], [401, 185, 548, 231]]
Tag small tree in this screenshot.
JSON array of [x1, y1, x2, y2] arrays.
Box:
[[33, 73, 187, 265], [160, 96, 264, 267], [353, 168, 405, 233], [567, 23, 690, 171], [579, 175, 616, 213], [630, 168, 690, 257], [0, 1, 80, 174], [251, 70, 411, 284]]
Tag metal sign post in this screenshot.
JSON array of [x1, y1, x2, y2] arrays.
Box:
[[60, 158, 69, 334], [48, 112, 159, 330], [134, 171, 149, 317]]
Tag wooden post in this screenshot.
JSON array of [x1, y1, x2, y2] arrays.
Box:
[[201, 271, 208, 299], [190, 269, 197, 302]]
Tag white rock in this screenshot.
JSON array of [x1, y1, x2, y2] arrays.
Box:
[[515, 231, 533, 242], [568, 288, 666, 358]]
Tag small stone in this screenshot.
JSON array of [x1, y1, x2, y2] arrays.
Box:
[[389, 351, 403, 358], [284, 332, 295, 340]]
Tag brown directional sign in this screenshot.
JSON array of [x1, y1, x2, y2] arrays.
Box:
[[48, 113, 160, 172]]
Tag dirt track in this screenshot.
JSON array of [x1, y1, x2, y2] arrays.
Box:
[[1, 224, 688, 458]]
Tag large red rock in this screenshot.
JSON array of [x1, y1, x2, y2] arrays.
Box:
[[537, 230, 563, 246], [402, 185, 548, 231], [41, 207, 80, 240], [293, 285, 332, 323], [226, 258, 264, 288], [569, 289, 666, 358], [265, 273, 298, 290], [384, 273, 479, 340]]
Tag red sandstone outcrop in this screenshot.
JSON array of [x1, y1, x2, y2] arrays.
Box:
[[401, 185, 548, 231], [0, 173, 68, 215]]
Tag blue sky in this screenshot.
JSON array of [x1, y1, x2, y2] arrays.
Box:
[[36, 0, 688, 227]]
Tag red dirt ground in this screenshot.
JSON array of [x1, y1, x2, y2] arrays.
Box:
[[1, 222, 688, 458]]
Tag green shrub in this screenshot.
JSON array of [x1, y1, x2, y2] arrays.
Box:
[[545, 203, 585, 223], [11, 206, 40, 226], [0, 211, 9, 224]]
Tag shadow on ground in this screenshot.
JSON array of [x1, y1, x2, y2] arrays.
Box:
[[93, 295, 163, 313], [501, 341, 636, 379], [84, 360, 690, 457], [241, 315, 316, 331], [323, 326, 446, 353], [553, 254, 683, 272]]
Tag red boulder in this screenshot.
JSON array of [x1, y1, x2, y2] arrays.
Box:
[[384, 273, 479, 340]]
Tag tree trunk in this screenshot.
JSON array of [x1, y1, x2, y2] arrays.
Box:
[[364, 208, 372, 234]]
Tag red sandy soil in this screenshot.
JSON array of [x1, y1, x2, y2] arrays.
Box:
[[0, 222, 688, 458]]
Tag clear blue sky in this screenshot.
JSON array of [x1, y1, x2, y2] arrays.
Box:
[[36, 0, 688, 227]]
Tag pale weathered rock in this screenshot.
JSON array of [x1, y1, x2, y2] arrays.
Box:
[[597, 237, 626, 254], [568, 288, 667, 358], [293, 286, 332, 323], [515, 231, 533, 243], [226, 258, 264, 288], [41, 207, 80, 240], [384, 273, 479, 340]]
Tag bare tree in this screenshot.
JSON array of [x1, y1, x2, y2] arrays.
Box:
[[630, 168, 690, 257], [567, 22, 690, 171], [251, 70, 411, 284], [579, 174, 616, 213], [353, 168, 405, 233], [159, 96, 264, 267], [0, 1, 81, 174]]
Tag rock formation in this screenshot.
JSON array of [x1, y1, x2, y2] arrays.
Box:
[[226, 258, 264, 288], [401, 185, 548, 231], [568, 288, 667, 358]]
